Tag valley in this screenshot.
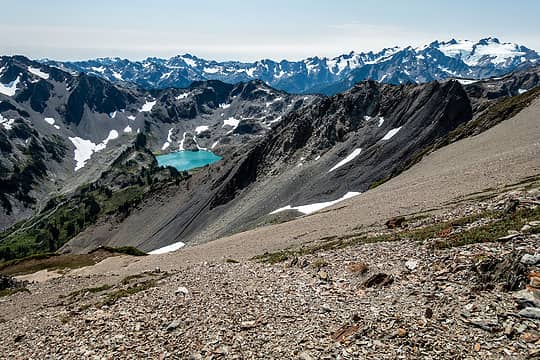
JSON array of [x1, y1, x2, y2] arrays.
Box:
[[0, 29, 539, 358]]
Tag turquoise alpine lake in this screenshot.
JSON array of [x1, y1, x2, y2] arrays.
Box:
[[156, 150, 222, 171]]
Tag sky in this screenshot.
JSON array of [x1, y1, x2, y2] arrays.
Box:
[[2, 0, 539, 61]]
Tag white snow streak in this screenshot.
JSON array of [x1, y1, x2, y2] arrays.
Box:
[[382, 127, 402, 140], [28, 66, 49, 80], [270, 192, 361, 215], [328, 148, 362, 173], [149, 241, 186, 255]]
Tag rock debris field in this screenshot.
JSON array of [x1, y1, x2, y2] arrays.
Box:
[[1, 187, 540, 359]]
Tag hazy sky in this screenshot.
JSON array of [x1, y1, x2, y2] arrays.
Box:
[[2, 0, 539, 61]]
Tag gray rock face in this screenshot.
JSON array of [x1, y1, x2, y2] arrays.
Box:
[[44, 38, 540, 95], [518, 307, 540, 320]]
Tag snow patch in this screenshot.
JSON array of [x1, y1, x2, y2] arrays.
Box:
[[456, 79, 479, 85], [149, 241, 186, 255], [110, 111, 117, 119], [195, 125, 209, 135], [91, 66, 106, 73], [204, 67, 221, 74], [176, 92, 189, 100], [44, 117, 55, 125], [382, 127, 402, 141], [328, 148, 362, 173], [0, 76, 21, 96], [123, 125, 132, 133], [211, 140, 219, 149], [378, 117, 384, 127], [140, 100, 156, 112], [69, 130, 120, 171], [0, 114, 15, 130], [270, 192, 361, 215], [112, 71, 123, 80], [223, 117, 240, 129], [518, 88, 528, 94], [219, 103, 231, 109], [127, 115, 136, 121], [28, 66, 49, 80]]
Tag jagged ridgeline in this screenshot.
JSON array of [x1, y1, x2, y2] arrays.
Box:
[[45, 38, 540, 95], [0, 53, 539, 260]]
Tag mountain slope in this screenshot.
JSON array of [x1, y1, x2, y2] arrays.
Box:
[[0, 56, 313, 232], [2, 54, 540, 260], [45, 38, 540, 95], [60, 67, 540, 253]]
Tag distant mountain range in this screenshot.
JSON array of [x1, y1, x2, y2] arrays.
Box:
[[44, 38, 540, 95]]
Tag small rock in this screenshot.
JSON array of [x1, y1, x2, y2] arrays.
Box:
[[469, 318, 500, 333], [529, 221, 540, 227], [513, 289, 540, 308], [519, 307, 540, 320], [405, 259, 419, 271], [321, 304, 332, 313], [474, 343, 481, 352], [240, 320, 257, 329], [521, 332, 540, 343], [385, 216, 405, 229], [214, 345, 230, 355], [521, 224, 532, 232], [395, 328, 408, 338], [498, 233, 521, 242], [318, 270, 329, 281], [175, 286, 189, 296], [362, 273, 394, 288], [425, 308, 433, 319], [504, 321, 514, 336], [520, 254, 540, 265], [298, 351, 315, 360], [464, 303, 477, 312], [516, 323, 528, 333], [166, 319, 181, 332], [14, 334, 24, 343]]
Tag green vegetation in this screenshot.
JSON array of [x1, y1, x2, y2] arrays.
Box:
[[0, 287, 30, 298], [0, 144, 187, 263], [253, 233, 397, 264], [93, 246, 147, 257], [61, 284, 112, 299], [0, 246, 146, 276], [101, 279, 157, 306], [252, 207, 527, 264], [434, 206, 540, 249]]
